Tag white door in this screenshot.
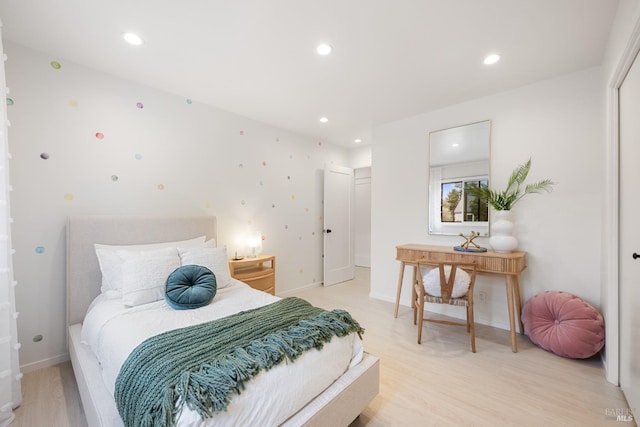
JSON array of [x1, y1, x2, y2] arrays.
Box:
[[323, 165, 355, 286], [619, 49, 640, 418], [354, 167, 372, 267]]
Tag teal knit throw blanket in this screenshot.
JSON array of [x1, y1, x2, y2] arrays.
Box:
[[114, 297, 364, 427]]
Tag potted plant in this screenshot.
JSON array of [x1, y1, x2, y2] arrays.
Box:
[[467, 158, 555, 211], [467, 159, 555, 252]]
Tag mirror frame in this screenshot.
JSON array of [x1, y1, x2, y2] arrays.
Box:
[[428, 120, 491, 236]]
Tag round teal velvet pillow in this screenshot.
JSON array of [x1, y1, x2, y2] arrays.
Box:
[[165, 265, 217, 310]]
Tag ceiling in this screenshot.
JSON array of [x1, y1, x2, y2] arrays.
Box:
[[0, 1, 619, 148]]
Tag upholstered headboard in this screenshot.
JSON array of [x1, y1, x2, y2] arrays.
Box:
[[66, 215, 217, 326]]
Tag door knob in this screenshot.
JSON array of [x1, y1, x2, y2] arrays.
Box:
[[633, 252, 640, 260]]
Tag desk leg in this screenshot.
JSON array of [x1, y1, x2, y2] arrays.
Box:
[[411, 266, 417, 310], [505, 277, 518, 353], [394, 262, 406, 318], [509, 275, 524, 334]]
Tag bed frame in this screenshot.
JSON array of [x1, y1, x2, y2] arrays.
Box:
[[66, 215, 379, 427]]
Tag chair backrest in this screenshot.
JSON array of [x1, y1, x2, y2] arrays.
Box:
[[419, 261, 477, 304]]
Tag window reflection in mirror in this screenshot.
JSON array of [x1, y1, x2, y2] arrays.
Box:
[[429, 120, 491, 236], [440, 179, 489, 223]]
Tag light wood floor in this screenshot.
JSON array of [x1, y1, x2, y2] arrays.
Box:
[[13, 360, 87, 427], [13, 267, 633, 426]]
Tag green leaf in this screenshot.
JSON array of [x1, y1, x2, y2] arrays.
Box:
[[465, 159, 554, 210]]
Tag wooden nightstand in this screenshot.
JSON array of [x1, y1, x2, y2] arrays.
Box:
[[228, 254, 276, 295]]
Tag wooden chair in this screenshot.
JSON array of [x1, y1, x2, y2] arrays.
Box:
[[412, 261, 478, 352]]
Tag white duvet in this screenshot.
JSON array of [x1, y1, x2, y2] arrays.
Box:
[[81, 279, 363, 426]]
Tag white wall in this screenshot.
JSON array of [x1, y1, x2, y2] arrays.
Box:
[[371, 67, 604, 330], [348, 145, 372, 169], [5, 42, 349, 370]]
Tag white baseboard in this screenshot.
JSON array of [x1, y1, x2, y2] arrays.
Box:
[[20, 353, 70, 373], [354, 255, 371, 268], [277, 282, 322, 297]]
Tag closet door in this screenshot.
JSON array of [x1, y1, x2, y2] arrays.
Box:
[[619, 49, 640, 419]]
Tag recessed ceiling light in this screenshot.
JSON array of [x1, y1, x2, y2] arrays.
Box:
[[123, 32, 144, 46], [483, 54, 500, 65], [317, 44, 332, 55], [354, 139, 362, 144], [452, 143, 460, 147], [319, 117, 329, 123]]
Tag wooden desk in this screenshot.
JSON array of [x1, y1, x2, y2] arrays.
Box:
[[395, 244, 527, 352]]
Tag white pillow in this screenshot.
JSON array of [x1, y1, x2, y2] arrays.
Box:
[[178, 246, 232, 288], [121, 251, 181, 307], [95, 236, 208, 296], [422, 266, 470, 298]]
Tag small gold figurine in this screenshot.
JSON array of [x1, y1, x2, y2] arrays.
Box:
[[459, 231, 481, 250]]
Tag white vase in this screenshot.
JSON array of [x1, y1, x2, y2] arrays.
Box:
[[490, 210, 518, 253]]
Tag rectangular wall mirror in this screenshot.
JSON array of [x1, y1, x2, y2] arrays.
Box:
[[428, 120, 491, 236]]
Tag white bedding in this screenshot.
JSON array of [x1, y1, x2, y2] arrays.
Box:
[[81, 278, 364, 426]]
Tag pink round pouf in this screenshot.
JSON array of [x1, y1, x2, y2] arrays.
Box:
[[522, 291, 605, 359]]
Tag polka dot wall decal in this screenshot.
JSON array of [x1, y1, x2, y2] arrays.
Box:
[[69, 99, 77, 107], [317, 141, 322, 146], [6, 98, 13, 106], [35, 246, 45, 254], [287, 176, 291, 180], [240, 130, 244, 135], [262, 161, 266, 166], [305, 207, 309, 212], [259, 180, 263, 186], [64, 194, 74, 201], [205, 201, 211, 209], [135, 153, 143, 160], [157, 184, 165, 190], [291, 195, 296, 200], [276, 138, 280, 142], [241, 200, 246, 205], [272, 204, 276, 208], [111, 175, 119, 182], [289, 154, 293, 159], [40, 153, 49, 160], [239, 163, 244, 168], [136, 102, 144, 109], [186, 99, 192, 104], [95, 132, 104, 140], [50, 61, 61, 70], [284, 225, 289, 230]]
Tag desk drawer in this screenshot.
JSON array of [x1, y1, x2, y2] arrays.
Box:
[[396, 248, 429, 262], [397, 248, 456, 263], [396, 246, 526, 274]]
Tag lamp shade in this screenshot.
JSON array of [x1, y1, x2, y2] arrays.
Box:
[[246, 231, 262, 257]]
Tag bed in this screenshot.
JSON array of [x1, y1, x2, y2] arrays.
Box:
[[66, 215, 380, 427]]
